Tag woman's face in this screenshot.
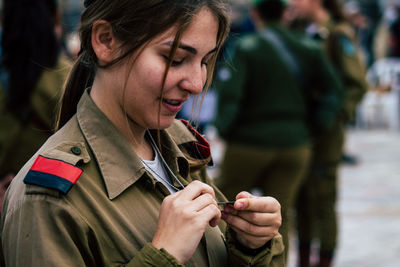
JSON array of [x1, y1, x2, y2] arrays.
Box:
[[118, 7, 219, 130]]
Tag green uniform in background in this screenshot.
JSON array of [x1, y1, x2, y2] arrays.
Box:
[[0, 56, 72, 178], [296, 19, 368, 258], [214, 24, 343, 257]]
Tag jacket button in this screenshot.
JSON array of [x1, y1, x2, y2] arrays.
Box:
[[71, 146, 82, 155]]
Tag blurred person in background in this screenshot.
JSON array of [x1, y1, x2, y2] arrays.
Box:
[[355, 0, 382, 67], [343, 0, 382, 67], [0, 0, 72, 185], [289, 0, 368, 266], [387, 4, 400, 58], [228, 0, 256, 42], [214, 0, 342, 260]]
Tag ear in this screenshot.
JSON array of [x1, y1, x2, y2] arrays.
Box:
[[91, 20, 119, 64]]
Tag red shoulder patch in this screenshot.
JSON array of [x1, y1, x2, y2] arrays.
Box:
[[23, 155, 83, 194]]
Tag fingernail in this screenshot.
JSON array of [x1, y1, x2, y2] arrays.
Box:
[[237, 200, 245, 209]]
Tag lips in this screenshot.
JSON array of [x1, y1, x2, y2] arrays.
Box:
[[162, 98, 185, 113], [164, 99, 181, 106]]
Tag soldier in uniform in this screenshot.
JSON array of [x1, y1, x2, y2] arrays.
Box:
[[214, 0, 342, 260], [1, 1, 286, 266], [290, 0, 368, 266], [0, 0, 72, 180]]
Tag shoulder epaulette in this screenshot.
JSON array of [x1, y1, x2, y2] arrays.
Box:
[[23, 155, 83, 194], [338, 34, 356, 56]]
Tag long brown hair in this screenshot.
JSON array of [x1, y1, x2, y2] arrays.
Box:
[[56, 0, 230, 130]]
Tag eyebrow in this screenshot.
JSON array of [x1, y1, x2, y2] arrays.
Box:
[[162, 41, 218, 56]]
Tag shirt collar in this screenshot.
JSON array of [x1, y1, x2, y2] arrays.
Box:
[[76, 90, 190, 199]]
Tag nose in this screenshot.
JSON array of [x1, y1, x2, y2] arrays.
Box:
[[179, 65, 206, 95]]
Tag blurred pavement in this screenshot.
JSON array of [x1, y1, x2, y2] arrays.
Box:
[[287, 129, 400, 267], [207, 128, 400, 267]]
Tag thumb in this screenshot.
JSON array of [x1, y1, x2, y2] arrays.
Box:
[[234, 191, 253, 210]]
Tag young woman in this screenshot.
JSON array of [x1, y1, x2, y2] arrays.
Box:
[[1, 1, 284, 266]]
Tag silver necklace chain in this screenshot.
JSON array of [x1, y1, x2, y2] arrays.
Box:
[[140, 156, 181, 192], [140, 130, 185, 191]]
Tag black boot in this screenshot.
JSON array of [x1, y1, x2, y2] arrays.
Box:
[[317, 250, 334, 267], [298, 243, 311, 267]]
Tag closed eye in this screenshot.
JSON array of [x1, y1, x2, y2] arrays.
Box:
[[171, 59, 184, 66], [161, 41, 217, 66], [163, 55, 184, 66]]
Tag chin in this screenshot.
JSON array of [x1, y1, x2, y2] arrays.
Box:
[[161, 117, 176, 129], [149, 116, 176, 130]]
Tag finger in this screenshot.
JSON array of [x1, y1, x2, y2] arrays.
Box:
[[209, 216, 221, 228], [231, 210, 281, 227], [198, 203, 221, 227], [222, 212, 274, 237], [223, 203, 237, 216], [232, 192, 253, 210], [235, 191, 252, 200], [230, 225, 274, 249], [223, 205, 281, 228], [180, 180, 216, 201], [231, 224, 275, 241], [234, 196, 280, 213], [192, 193, 218, 212]]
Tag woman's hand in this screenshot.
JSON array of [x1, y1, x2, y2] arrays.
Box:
[[152, 180, 221, 264], [221, 191, 281, 250]]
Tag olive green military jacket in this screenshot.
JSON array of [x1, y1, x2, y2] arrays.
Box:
[[1, 91, 284, 266], [320, 20, 368, 121], [0, 56, 72, 177], [215, 24, 343, 147]]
